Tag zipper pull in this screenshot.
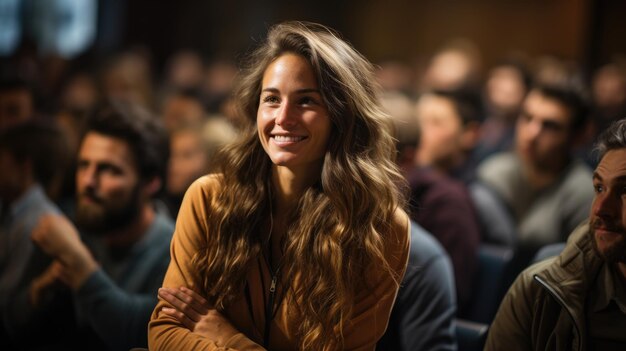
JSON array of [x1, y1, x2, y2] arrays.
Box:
[[270, 275, 277, 293]]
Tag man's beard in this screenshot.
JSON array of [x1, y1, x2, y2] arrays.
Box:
[[588, 217, 626, 264], [75, 186, 141, 235]]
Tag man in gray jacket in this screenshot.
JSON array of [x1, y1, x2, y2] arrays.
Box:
[[485, 118, 626, 350]]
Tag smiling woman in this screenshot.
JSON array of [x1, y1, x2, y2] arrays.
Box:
[[148, 21, 410, 351]]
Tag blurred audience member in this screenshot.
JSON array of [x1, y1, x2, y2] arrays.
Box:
[[378, 221, 456, 351], [376, 59, 416, 95], [478, 81, 594, 268], [160, 88, 206, 133], [379, 91, 419, 173], [163, 50, 205, 92], [101, 50, 155, 108], [476, 59, 532, 162], [420, 38, 482, 92], [5, 101, 173, 351], [405, 163, 480, 314], [0, 123, 68, 340], [592, 59, 626, 130], [485, 118, 626, 351], [165, 117, 237, 217], [59, 70, 100, 113], [577, 59, 626, 168], [0, 77, 36, 131], [416, 89, 484, 181], [416, 89, 516, 246], [202, 58, 238, 114], [385, 86, 480, 312]]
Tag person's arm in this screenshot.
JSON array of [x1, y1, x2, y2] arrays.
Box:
[[70, 268, 158, 350], [392, 248, 457, 350], [342, 208, 411, 351], [148, 176, 264, 351], [30, 213, 165, 350]]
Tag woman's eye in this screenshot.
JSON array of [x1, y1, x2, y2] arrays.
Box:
[[263, 95, 280, 104], [299, 96, 316, 105]]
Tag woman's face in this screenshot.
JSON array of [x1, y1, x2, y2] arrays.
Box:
[[257, 53, 332, 173]]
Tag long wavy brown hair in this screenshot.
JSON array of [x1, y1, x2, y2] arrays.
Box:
[[191, 21, 407, 350]]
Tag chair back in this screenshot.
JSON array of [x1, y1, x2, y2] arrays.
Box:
[[456, 318, 489, 351], [464, 244, 513, 324]]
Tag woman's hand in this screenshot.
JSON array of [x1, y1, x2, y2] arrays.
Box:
[[159, 287, 240, 345]]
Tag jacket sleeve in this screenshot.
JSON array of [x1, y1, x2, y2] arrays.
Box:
[[397, 251, 456, 350], [74, 269, 158, 350], [484, 270, 536, 351], [343, 209, 411, 350], [148, 176, 264, 351]]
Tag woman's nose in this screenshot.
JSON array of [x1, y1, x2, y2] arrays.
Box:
[[274, 102, 297, 127]]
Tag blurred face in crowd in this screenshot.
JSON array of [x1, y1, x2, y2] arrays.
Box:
[[486, 66, 527, 117], [75, 132, 143, 233], [592, 65, 626, 116], [167, 130, 209, 196], [416, 94, 469, 172], [515, 90, 573, 172], [423, 50, 474, 91], [589, 148, 626, 266], [161, 94, 205, 132], [0, 88, 33, 132], [257, 53, 331, 173]]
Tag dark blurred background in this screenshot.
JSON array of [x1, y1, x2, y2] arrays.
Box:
[[2, 0, 626, 78]]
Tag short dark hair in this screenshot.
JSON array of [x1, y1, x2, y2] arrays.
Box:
[[82, 100, 169, 182], [431, 88, 485, 126], [594, 117, 626, 162], [0, 121, 69, 188], [531, 81, 590, 132]]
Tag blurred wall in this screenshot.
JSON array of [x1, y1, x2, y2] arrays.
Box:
[[115, 0, 624, 74]]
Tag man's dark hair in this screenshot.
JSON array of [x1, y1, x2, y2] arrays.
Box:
[[0, 121, 69, 189], [532, 80, 590, 132], [82, 100, 169, 183], [594, 117, 626, 162], [432, 88, 485, 126]]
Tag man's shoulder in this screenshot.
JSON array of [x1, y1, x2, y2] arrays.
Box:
[[477, 152, 520, 195], [478, 152, 519, 177]]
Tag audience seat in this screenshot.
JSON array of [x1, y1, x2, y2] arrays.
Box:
[[455, 318, 488, 351], [532, 242, 566, 263], [463, 244, 513, 324]]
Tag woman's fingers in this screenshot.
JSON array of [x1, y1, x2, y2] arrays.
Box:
[[179, 287, 210, 313], [161, 307, 195, 331], [158, 287, 209, 322]]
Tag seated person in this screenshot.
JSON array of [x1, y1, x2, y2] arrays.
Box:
[[378, 221, 457, 351], [148, 22, 410, 350], [0, 122, 68, 346], [478, 80, 594, 267], [415, 88, 516, 246], [486, 118, 626, 350], [5, 101, 174, 351]]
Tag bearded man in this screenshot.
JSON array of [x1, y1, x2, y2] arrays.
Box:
[[5, 101, 173, 351], [486, 118, 626, 351]]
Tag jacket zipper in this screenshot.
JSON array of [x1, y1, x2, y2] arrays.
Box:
[[534, 275, 583, 351]]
